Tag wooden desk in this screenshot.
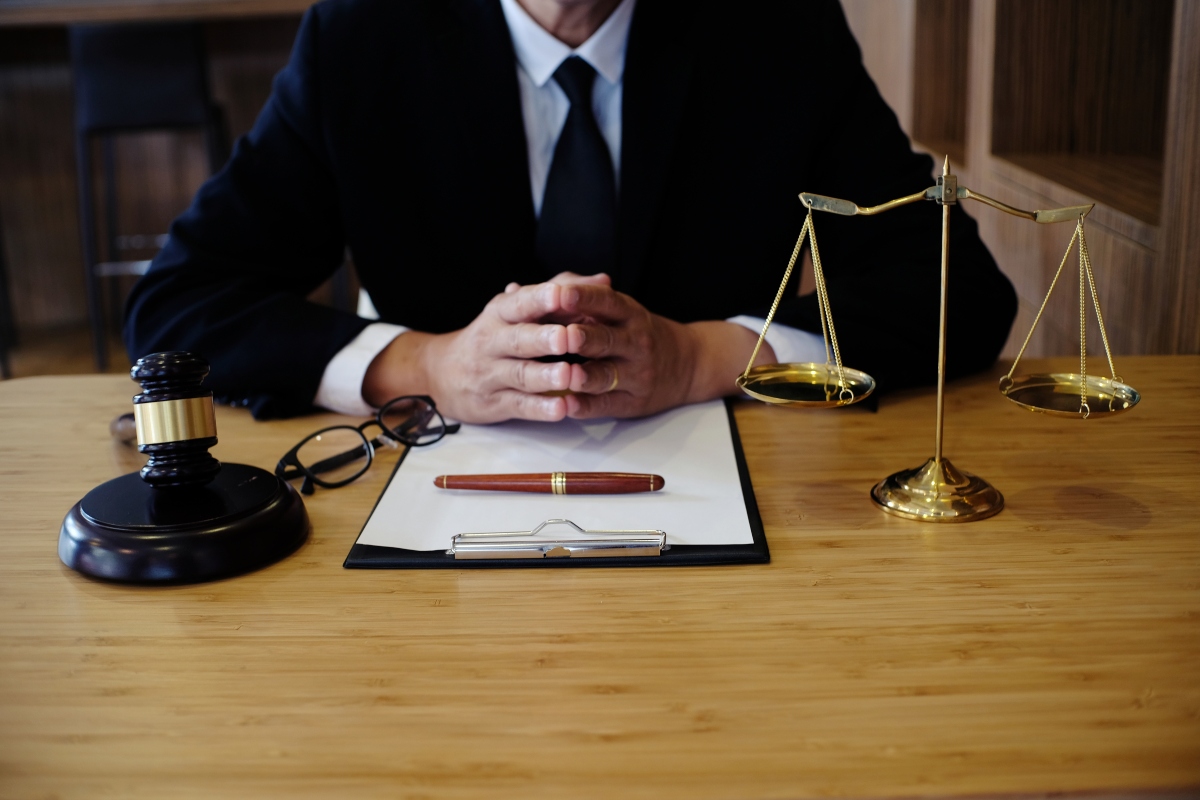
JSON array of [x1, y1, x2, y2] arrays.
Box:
[[1, 357, 1198, 799]]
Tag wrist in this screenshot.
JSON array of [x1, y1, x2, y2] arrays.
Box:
[[362, 331, 436, 407], [685, 321, 776, 404]]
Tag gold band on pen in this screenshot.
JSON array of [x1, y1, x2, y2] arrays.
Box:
[[551, 472, 566, 495], [133, 397, 217, 446]]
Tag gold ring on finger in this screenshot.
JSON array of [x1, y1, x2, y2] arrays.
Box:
[[605, 364, 620, 393]]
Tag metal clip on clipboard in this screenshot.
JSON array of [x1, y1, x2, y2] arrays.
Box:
[[447, 518, 668, 560]]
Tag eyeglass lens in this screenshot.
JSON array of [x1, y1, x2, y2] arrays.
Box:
[[380, 397, 446, 446], [295, 427, 372, 482]]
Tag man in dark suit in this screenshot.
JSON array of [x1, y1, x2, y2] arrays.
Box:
[[125, 0, 1017, 423]]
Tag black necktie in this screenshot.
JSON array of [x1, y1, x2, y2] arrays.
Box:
[[534, 56, 617, 277]]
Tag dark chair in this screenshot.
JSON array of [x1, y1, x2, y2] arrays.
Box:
[[70, 22, 229, 370]]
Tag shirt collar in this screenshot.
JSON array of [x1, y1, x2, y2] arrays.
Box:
[[498, 0, 636, 87]]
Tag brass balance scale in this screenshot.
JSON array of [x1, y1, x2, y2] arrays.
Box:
[[737, 157, 1140, 523]]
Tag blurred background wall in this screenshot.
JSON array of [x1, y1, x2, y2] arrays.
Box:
[[0, 6, 306, 375], [0, 0, 1196, 378]]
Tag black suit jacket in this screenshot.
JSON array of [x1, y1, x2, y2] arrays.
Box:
[[125, 0, 1017, 418]]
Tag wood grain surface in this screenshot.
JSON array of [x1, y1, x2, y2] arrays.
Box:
[[1161, 0, 1200, 354], [1, 357, 1198, 799], [992, 0, 1173, 163], [999, 153, 1164, 228], [912, 0, 970, 165]]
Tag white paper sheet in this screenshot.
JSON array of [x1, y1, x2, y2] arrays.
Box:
[[354, 399, 754, 551]]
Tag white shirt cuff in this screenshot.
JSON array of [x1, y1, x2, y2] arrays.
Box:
[[313, 322, 409, 416], [727, 315, 828, 364]]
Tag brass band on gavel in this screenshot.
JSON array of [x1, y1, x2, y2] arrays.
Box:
[[133, 396, 218, 446]]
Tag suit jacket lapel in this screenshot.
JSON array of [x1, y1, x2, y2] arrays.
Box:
[[616, 0, 704, 291], [438, 0, 540, 284]]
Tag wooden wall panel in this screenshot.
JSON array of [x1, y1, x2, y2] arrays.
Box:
[[972, 164, 1161, 359], [990, 0, 1174, 225], [1161, 0, 1200, 354], [962, 0, 995, 191], [1083, 224, 1159, 359], [848, 0, 1184, 360], [840, 0, 916, 136], [912, 0, 969, 164], [992, 0, 1173, 157]]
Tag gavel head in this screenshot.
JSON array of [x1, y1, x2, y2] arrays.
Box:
[[131, 351, 221, 488]]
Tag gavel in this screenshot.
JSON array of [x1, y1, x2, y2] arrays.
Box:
[[60, 352, 310, 584]]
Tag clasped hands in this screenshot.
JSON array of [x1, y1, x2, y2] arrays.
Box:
[[362, 272, 773, 424]]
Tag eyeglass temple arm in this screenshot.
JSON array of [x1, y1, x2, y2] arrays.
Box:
[[389, 407, 458, 435], [302, 426, 457, 477], [302, 442, 374, 475]]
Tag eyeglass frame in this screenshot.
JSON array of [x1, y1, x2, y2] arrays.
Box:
[[275, 395, 460, 495]]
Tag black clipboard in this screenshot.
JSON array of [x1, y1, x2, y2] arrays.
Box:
[[343, 399, 769, 569]]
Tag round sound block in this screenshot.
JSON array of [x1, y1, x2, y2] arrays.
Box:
[[59, 463, 309, 584]]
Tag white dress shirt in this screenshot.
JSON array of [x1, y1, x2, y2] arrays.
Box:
[[314, 0, 824, 415]]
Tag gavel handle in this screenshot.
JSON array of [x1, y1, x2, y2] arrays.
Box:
[[110, 413, 137, 445]]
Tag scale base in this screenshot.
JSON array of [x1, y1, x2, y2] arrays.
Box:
[[871, 457, 1004, 522], [59, 463, 309, 584]]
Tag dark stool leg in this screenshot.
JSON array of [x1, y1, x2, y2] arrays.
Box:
[[75, 133, 107, 371], [102, 136, 123, 337]]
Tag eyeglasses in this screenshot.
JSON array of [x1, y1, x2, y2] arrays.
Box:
[[276, 395, 460, 495]]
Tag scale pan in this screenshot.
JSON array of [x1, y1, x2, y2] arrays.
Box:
[[737, 362, 875, 408], [1000, 373, 1139, 418]]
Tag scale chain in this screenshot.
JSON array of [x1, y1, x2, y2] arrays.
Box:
[[738, 209, 851, 404], [1079, 219, 1089, 417], [1079, 224, 1120, 383], [1002, 217, 1123, 419], [815, 246, 833, 365], [806, 213, 833, 366], [741, 215, 809, 377], [807, 212, 851, 399], [1003, 223, 1080, 385]]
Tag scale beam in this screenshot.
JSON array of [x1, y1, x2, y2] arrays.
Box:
[[800, 187, 1094, 224], [960, 189, 1093, 224], [799, 189, 928, 216]]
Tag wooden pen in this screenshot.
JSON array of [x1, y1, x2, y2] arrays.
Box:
[[433, 472, 665, 494]]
